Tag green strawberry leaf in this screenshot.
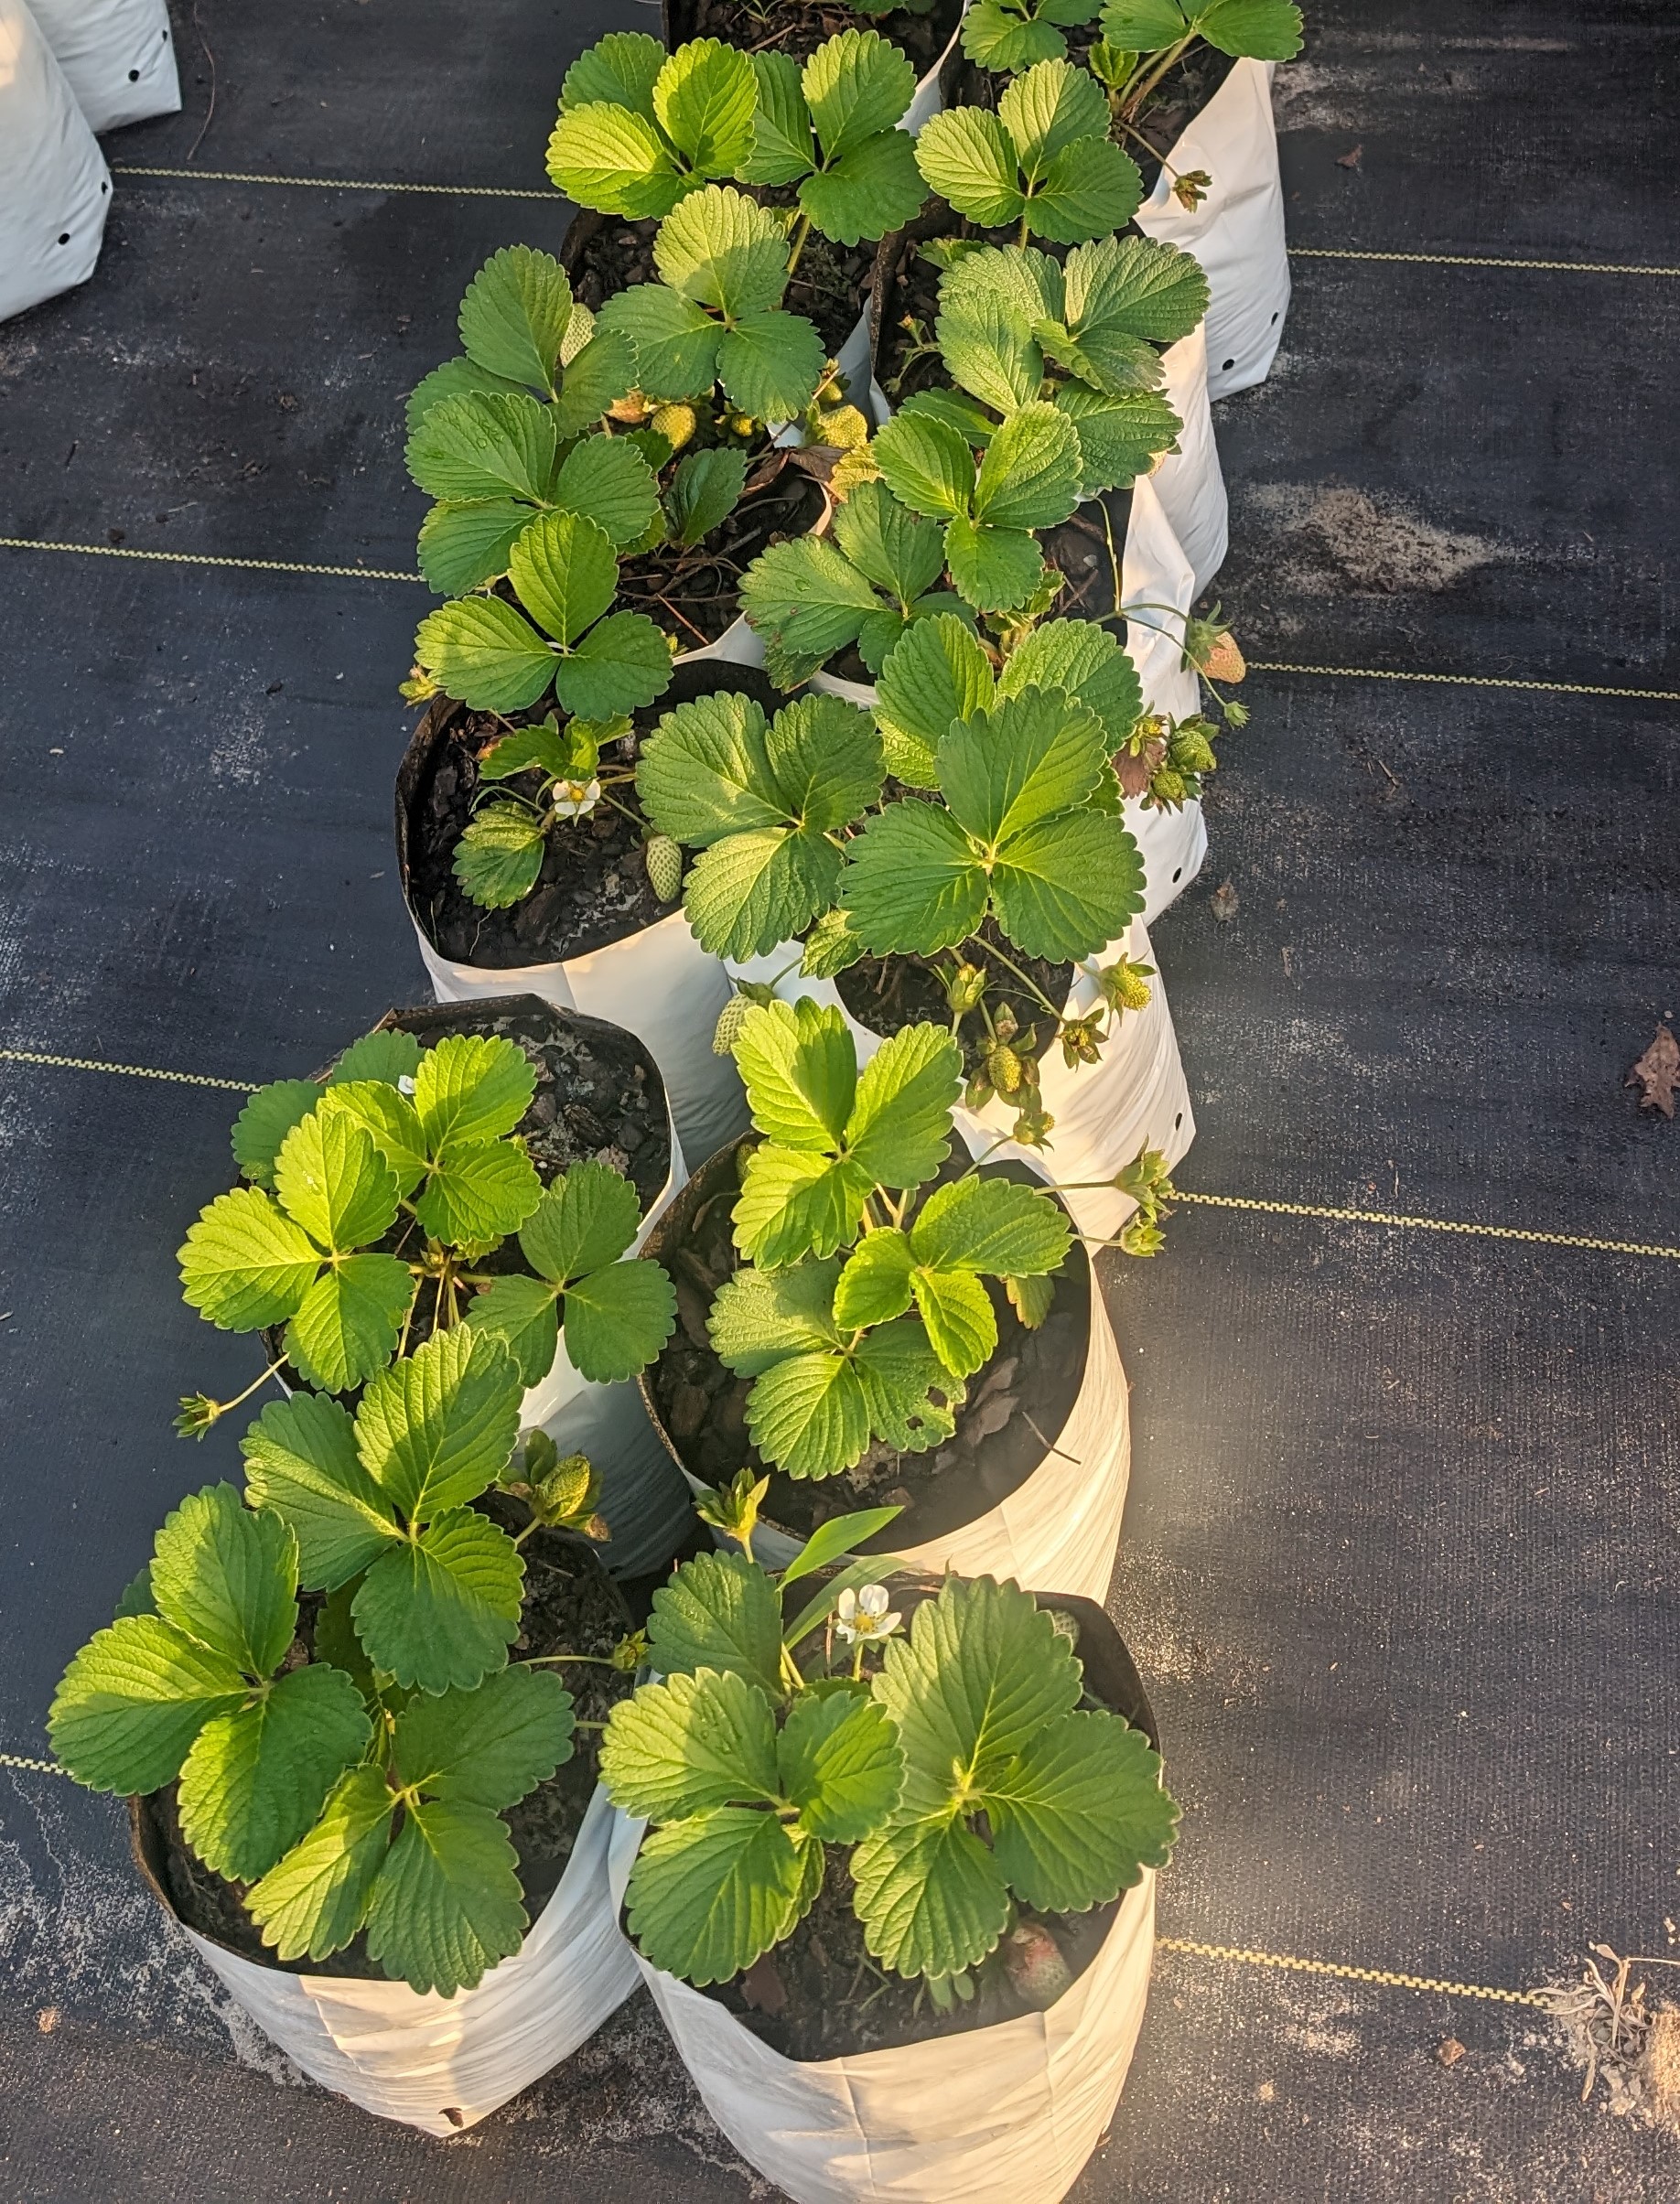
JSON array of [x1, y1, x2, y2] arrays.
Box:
[[745, 1348, 872, 1477], [733, 997, 857, 1152], [600, 1666, 781, 1820], [940, 684, 1108, 844], [943, 515, 1045, 614], [740, 50, 814, 188], [998, 54, 1109, 171], [1196, 0, 1303, 61], [353, 1508, 524, 1695], [560, 30, 664, 117], [178, 1187, 322, 1332], [971, 401, 1082, 532], [1054, 381, 1182, 493], [646, 1550, 786, 1702], [991, 808, 1146, 960], [453, 801, 549, 910], [801, 126, 927, 249], [907, 1264, 996, 1377], [594, 283, 723, 402], [625, 1807, 813, 1984], [910, 1174, 1072, 1276], [48, 1613, 247, 1795], [177, 1661, 372, 1882], [328, 1030, 423, 1089], [418, 499, 538, 596], [841, 797, 989, 955], [393, 1663, 575, 1809], [283, 1255, 415, 1394], [654, 37, 759, 176], [414, 597, 556, 715], [734, 1144, 873, 1271], [831, 480, 947, 606], [985, 1708, 1179, 1911], [405, 354, 524, 436], [716, 309, 827, 423], [851, 1812, 1011, 1979], [562, 1257, 677, 1382], [364, 1795, 529, 1994], [914, 107, 1026, 231], [232, 1081, 320, 1193], [961, 0, 1072, 71], [553, 328, 641, 440], [241, 1390, 402, 1589], [655, 186, 789, 320], [554, 611, 674, 720], [1061, 232, 1212, 370], [274, 1108, 402, 1256], [405, 392, 558, 504], [873, 412, 977, 523], [458, 243, 576, 392], [875, 614, 996, 789], [546, 102, 690, 221], [413, 1033, 535, 1151], [1029, 136, 1143, 243], [832, 1229, 916, 1330], [507, 508, 619, 650], [805, 27, 916, 157], [935, 287, 1043, 416], [551, 435, 662, 552], [413, 1138, 544, 1247], [708, 1256, 845, 1376], [666, 446, 748, 548], [845, 1021, 964, 1188], [1096, 0, 1187, 42], [999, 616, 1144, 743], [777, 1689, 903, 1842], [354, 1329, 524, 1522], [739, 532, 886, 676], [521, 1161, 642, 1284], [314, 1080, 428, 1199], [149, 1483, 298, 1678], [245, 1762, 396, 1963], [463, 1274, 561, 1389], [852, 1315, 960, 1450]]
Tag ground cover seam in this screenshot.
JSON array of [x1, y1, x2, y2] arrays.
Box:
[[0, 1748, 1556, 2008], [3, 543, 1675, 703], [2, 1048, 1675, 1264], [101, 169, 1680, 281]]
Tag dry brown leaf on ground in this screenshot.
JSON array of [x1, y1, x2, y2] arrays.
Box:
[[1336, 145, 1363, 168], [1625, 1024, 1680, 1117], [1210, 879, 1240, 924]]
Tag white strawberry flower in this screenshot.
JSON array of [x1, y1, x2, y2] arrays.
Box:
[[553, 777, 601, 819], [835, 1584, 900, 1645]]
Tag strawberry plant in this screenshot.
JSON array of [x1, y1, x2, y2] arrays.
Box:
[[550, 29, 927, 260], [1096, 0, 1303, 123], [705, 999, 1077, 1478], [913, 58, 1142, 245], [49, 1340, 646, 1995], [601, 1545, 1179, 1999], [177, 1027, 675, 1422], [592, 186, 829, 427], [960, 0, 1101, 74]]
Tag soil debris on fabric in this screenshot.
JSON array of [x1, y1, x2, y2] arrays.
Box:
[[1625, 1025, 1679, 1117], [1242, 485, 1503, 596], [1210, 878, 1240, 923], [138, 1531, 633, 1980], [1544, 1948, 1680, 2138]]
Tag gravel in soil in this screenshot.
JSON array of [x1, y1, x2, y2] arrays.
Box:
[[667, 0, 963, 83], [645, 1141, 1092, 1550], [137, 1522, 635, 1980], [834, 916, 1074, 1082], [403, 665, 785, 969]]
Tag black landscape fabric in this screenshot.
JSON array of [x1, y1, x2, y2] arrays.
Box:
[[1, 2, 1677, 2198]]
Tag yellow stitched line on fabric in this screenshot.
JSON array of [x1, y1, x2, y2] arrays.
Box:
[[1249, 659, 1680, 703], [0, 537, 423, 584], [1157, 1937, 1549, 2007], [0, 1048, 256, 1094], [112, 164, 555, 200], [1289, 245, 1680, 278], [0, 1751, 64, 1777], [1174, 1189, 1680, 1263]]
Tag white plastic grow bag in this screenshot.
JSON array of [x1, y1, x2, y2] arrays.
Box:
[[1122, 472, 1208, 920], [26, 0, 178, 132], [1149, 321, 1227, 596], [608, 1810, 1158, 2204], [0, 0, 110, 327], [1133, 57, 1289, 401], [174, 1786, 638, 2137], [729, 906, 1193, 1251]]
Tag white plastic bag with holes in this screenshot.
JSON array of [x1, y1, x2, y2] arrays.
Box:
[[1133, 57, 1289, 399], [0, 0, 110, 325], [1150, 321, 1227, 594], [1122, 472, 1209, 916], [27, 0, 178, 132], [608, 1806, 1158, 2204], [178, 1788, 638, 2136]]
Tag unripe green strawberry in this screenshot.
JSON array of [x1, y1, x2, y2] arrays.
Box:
[[1150, 766, 1187, 808], [1168, 726, 1217, 774], [651, 402, 696, 450], [986, 1044, 1024, 1095], [644, 833, 683, 902], [712, 994, 752, 1056]]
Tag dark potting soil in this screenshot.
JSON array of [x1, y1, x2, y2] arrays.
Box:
[[694, 1586, 1135, 2060], [618, 453, 826, 650], [135, 1524, 635, 1980], [644, 1140, 1092, 1550], [565, 210, 872, 363], [667, 0, 963, 85], [835, 916, 1073, 1082], [401, 662, 786, 969]]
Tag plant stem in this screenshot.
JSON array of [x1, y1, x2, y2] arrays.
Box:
[[980, 938, 1064, 1021], [1017, 204, 1032, 249], [784, 210, 813, 275], [202, 1354, 290, 1424], [1123, 32, 1196, 122]]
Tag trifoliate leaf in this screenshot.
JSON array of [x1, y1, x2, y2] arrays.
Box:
[[1030, 136, 1143, 243], [716, 309, 827, 423], [353, 1508, 524, 1695], [177, 1661, 372, 1882], [149, 1483, 298, 1678], [354, 1328, 524, 1522], [554, 610, 674, 720], [841, 798, 989, 955], [560, 29, 664, 117], [666, 446, 748, 547], [413, 1136, 543, 1247], [463, 1274, 561, 1390], [241, 1390, 401, 1589], [413, 1033, 535, 1152], [831, 479, 946, 605], [991, 808, 1146, 960], [507, 508, 618, 649], [832, 1229, 915, 1330], [283, 1254, 415, 1394], [625, 1807, 812, 1984], [910, 1174, 1072, 1276], [595, 283, 723, 401], [653, 38, 759, 176], [551, 435, 662, 552], [562, 1258, 677, 1382], [415, 597, 556, 715], [852, 1813, 1011, 1979], [458, 244, 576, 392], [1054, 381, 1181, 492], [365, 1795, 528, 1994], [739, 532, 886, 675], [873, 411, 976, 522], [741, 50, 814, 187], [600, 1666, 780, 1820], [972, 402, 1082, 532], [274, 1108, 402, 1257], [453, 801, 548, 909], [178, 1188, 322, 1331], [232, 1081, 320, 1193], [801, 126, 927, 250], [708, 1254, 846, 1377], [778, 1690, 903, 1842], [405, 392, 558, 504], [943, 515, 1045, 614], [547, 102, 689, 220], [940, 684, 1108, 843], [645, 1550, 786, 1702], [393, 1664, 575, 1810], [1196, 0, 1303, 60], [914, 107, 1026, 230], [986, 1709, 1178, 1912], [734, 1144, 873, 1271], [655, 187, 788, 320], [328, 1030, 423, 1089], [245, 1762, 395, 1962], [48, 1614, 247, 1795], [875, 615, 995, 788], [418, 499, 538, 596]]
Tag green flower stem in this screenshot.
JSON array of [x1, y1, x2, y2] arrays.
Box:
[[974, 937, 1066, 1022], [785, 210, 813, 277], [1122, 31, 1196, 120]]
